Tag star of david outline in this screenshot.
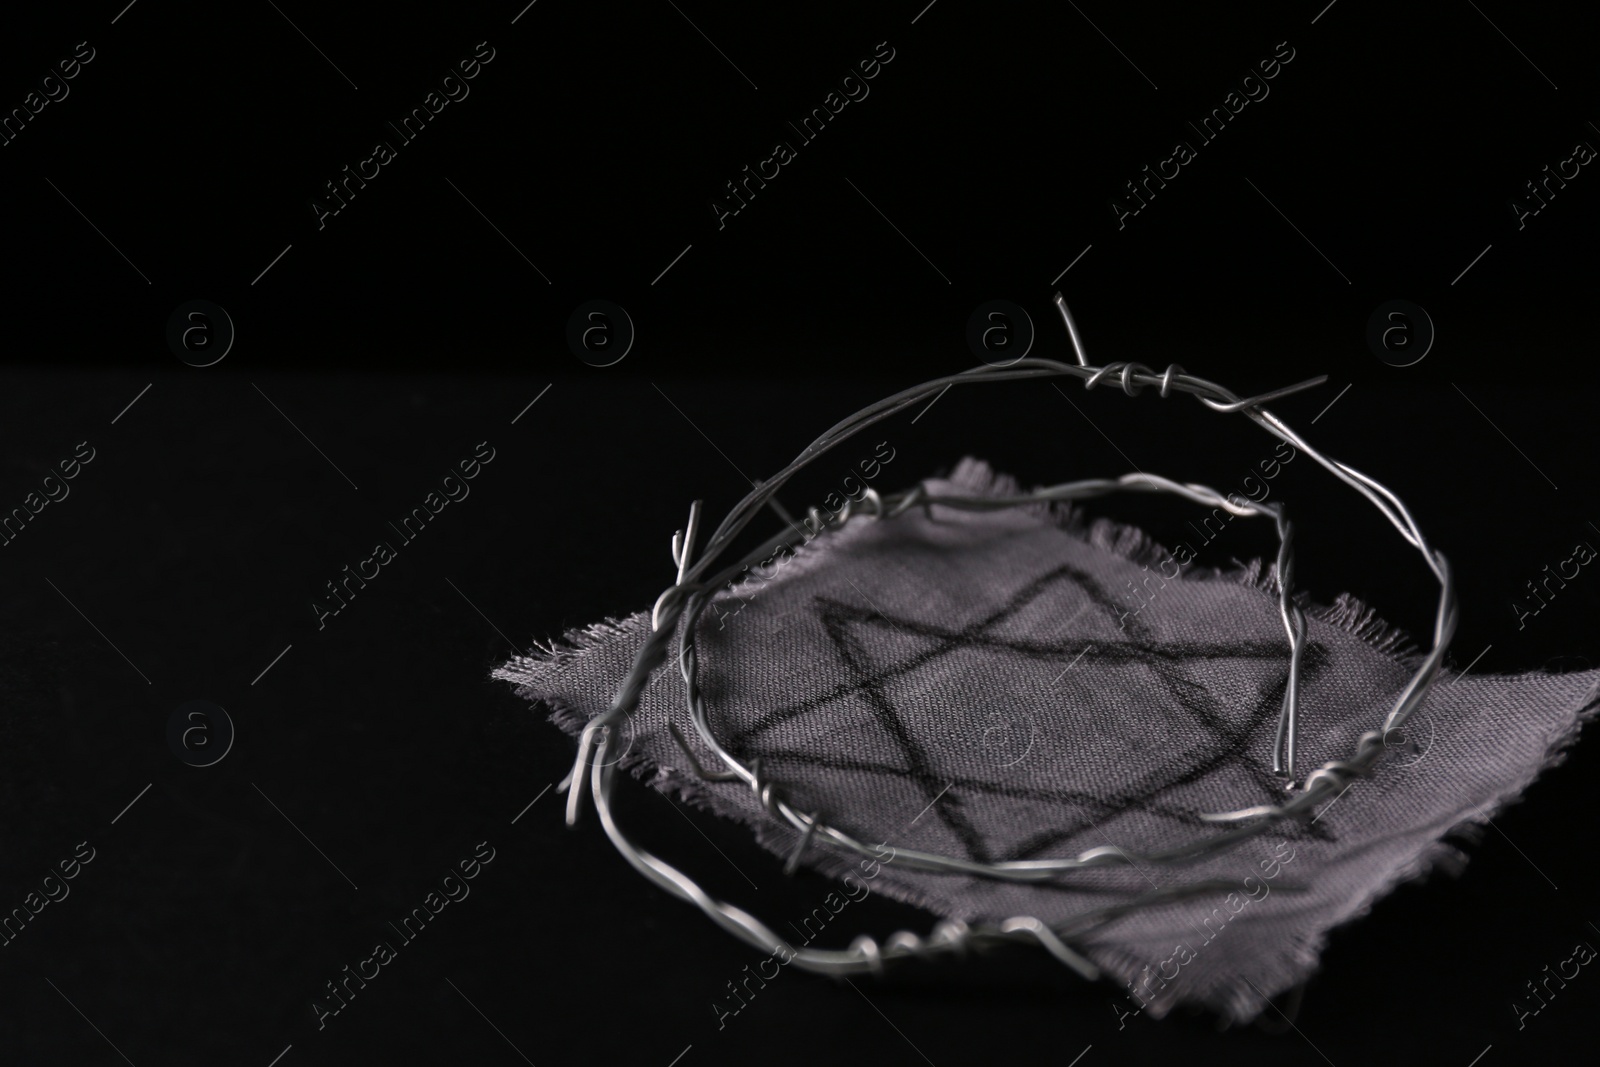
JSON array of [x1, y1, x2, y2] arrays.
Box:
[[710, 560, 1335, 870]]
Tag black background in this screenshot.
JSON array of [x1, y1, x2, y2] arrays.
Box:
[[2, 1, 1597, 1064]]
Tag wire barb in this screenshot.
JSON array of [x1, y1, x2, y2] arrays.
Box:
[[1052, 291, 1091, 367], [784, 813, 821, 877], [668, 720, 741, 782]]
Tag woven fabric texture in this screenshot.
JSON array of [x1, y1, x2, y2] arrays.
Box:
[[494, 458, 1598, 1021]]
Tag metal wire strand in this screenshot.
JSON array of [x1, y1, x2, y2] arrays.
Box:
[[556, 294, 1454, 980]]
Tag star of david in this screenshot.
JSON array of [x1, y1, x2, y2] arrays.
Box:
[[716, 561, 1335, 870]]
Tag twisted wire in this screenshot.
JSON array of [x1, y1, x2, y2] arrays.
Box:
[[558, 293, 1455, 979]]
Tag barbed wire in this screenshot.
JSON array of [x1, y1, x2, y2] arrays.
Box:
[[557, 293, 1456, 978]]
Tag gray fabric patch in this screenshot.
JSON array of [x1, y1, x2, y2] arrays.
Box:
[[493, 458, 1598, 1021]]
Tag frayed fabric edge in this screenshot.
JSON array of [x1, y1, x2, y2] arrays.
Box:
[[490, 456, 1600, 1022]]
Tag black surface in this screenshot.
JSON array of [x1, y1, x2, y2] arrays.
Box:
[[3, 2, 1598, 1065]]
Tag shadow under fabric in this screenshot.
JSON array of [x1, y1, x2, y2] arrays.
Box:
[[494, 458, 1599, 1022]]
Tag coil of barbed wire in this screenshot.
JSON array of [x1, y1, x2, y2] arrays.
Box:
[[559, 293, 1457, 977]]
